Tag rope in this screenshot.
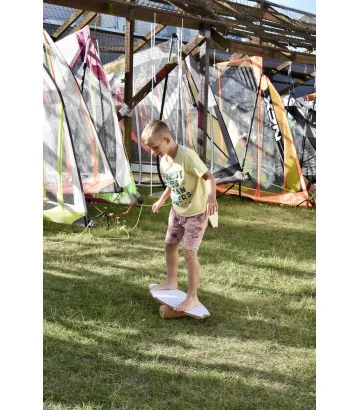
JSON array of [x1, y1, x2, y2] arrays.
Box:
[[176, 19, 184, 143], [150, 13, 156, 121], [107, 202, 172, 242], [180, 19, 184, 144], [150, 13, 156, 196], [287, 61, 294, 92], [119, 103, 132, 117], [43, 221, 93, 244], [102, 202, 144, 239], [94, 13, 98, 34], [43, 202, 173, 244]]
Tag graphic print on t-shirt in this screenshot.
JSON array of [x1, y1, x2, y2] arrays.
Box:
[[160, 146, 208, 217], [163, 166, 192, 207]]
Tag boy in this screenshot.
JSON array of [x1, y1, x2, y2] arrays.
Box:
[[141, 120, 218, 312]]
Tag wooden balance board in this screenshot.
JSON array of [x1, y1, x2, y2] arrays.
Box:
[[149, 284, 210, 319]]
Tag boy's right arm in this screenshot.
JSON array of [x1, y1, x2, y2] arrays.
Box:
[[152, 186, 171, 213]]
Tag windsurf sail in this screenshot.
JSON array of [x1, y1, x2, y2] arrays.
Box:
[[212, 56, 315, 206], [285, 98, 316, 184], [55, 26, 139, 204], [43, 29, 119, 196], [43, 65, 89, 226], [106, 36, 200, 187]]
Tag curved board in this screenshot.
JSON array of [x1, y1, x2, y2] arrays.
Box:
[[159, 305, 189, 319], [149, 284, 210, 319]]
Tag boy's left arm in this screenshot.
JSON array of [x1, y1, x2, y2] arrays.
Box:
[[202, 171, 218, 216]]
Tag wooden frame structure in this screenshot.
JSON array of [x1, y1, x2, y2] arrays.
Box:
[[44, 0, 316, 161]]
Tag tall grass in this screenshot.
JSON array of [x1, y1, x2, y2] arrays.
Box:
[[43, 188, 316, 409]]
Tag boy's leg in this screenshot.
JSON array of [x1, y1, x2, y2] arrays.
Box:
[[165, 242, 179, 286], [150, 208, 183, 291], [150, 243, 179, 290], [173, 249, 200, 311], [174, 212, 208, 312]]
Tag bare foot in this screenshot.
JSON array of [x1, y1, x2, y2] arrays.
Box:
[[174, 295, 199, 312], [150, 281, 178, 291]]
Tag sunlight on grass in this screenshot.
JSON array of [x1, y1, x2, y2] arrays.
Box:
[[44, 189, 316, 409]]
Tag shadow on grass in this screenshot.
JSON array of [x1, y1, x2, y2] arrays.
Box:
[[44, 196, 315, 409], [44, 269, 315, 346], [44, 268, 315, 408], [44, 330, 314, 409]]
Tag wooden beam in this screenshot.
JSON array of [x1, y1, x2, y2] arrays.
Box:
[[159, 0, 315, 36], [44, 0, 315, 64], [229, 52, 245, 61], [51, 9, 84, 39], [69, 11, 98, 34], [118, 32, 206, 121], [177, 1, 224, 23], [264, 1, 310, 32], [250, 0, 262, 44], [44, 0, 228, 32], [227, 25, 315, 49], [198, 25, 210, 163], [104, 23, 166, 74], [263, 0, 316, 18], [267, 60, 291, 75], [211, 0, 313, 33], [164, 1, 193, 15], [208, 0, 315, 50], [229, 15, 312, 36], [210, 28, 316, 65], [278, 71, 315, 96]]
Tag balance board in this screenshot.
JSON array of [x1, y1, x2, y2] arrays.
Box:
[[149, 284, 210, 319]]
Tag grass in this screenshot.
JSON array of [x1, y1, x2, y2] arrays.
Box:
[[43, 187, 316, 410]]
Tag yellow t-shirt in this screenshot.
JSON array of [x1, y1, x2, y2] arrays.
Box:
[[160, 145, 209, 217]]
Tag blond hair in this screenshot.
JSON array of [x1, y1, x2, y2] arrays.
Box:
[[141, 120, 172, 145]]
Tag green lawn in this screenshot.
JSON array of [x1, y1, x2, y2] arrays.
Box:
[[43, 188, 316, 409]]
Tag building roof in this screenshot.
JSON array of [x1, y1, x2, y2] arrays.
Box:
[[43, 1, 316, 97]]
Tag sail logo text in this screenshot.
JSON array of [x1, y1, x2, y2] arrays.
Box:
[[264, 95, 282, 142]]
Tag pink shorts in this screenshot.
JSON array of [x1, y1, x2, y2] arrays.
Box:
[[165, 208, 208, 251]]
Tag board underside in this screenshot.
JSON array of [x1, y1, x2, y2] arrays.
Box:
[[149, 284, 210, 318]]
